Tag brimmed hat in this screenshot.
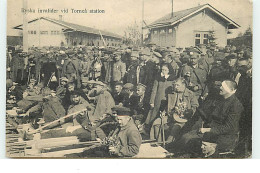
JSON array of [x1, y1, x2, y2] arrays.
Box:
[[153, 51, 162, 58], [112, 106, 131, 116], [137, 83, 146, 90]]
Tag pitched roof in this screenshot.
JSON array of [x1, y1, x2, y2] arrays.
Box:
[[145, 3, 240, 29], [13, 17, 122, 39]]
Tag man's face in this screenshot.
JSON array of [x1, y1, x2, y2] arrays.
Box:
[[237, 52, 244, 58], [68, 85, 75, 92], [190, 56, 198, 65], [136, 87, 145, 96], [115, 85, 122, 93], [219, 82, 231, 96], [163, 55, 171, 63], [228, 59, 237, 67], [237, 60, 249, 74], [94, 85, 103, 94], [131, 56, 138, 61], [161, 66, 169, 76], [117, 116, 130, 127], [114, 55, 121, 61], [173, 80, 186, 93], [60, 81, 67, 86], [71, 95, 80, 104]]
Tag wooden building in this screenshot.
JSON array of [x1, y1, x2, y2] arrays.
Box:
[[13, 17, 122, 47], [144, 4, 240, 48]]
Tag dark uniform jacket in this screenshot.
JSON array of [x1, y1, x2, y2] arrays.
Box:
[[113, 118, 142, 157], [203, 94, 243, 151]]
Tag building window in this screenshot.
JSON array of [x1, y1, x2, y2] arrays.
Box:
[[34, 31, 36, 34], [154, 30, 157, 34], [57, 31, 60, 35], [168, 28, 173, 33], [194, 32, 210, 46], [40, 31, 48, 35], [160, 29, 165, 34]]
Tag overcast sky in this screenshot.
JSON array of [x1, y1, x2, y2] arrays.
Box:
[[7, 0, 253, 38]]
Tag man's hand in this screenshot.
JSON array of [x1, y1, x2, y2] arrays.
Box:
[[199, 128, 211, 134], [109, 146, 116, 155], [193, 85, 199, 91]]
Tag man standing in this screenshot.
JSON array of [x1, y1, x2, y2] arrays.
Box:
[[108, 106, 142, 157], [112, 50, 126, 86]]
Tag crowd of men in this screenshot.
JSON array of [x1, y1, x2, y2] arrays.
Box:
[[6, 42, 252, 158]]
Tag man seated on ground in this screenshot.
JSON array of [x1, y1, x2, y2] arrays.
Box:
[[169, 80, 243, 157], [108, 106, 142, 157], [26, 88, 66, 127], [39, 91, 106, 141], [87, 81, 115, 124]]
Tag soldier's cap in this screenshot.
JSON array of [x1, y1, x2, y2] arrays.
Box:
[[30, 79, 36, 83], [187, 47, 202, 56], [70, 90, 81, 96], [114, 81, 123, 86], [153, 51, 162, 58], [236, 49, 244, 54], [131, 51, 139, 57], [92, 81, 107, 87], [111, 106, 131, 116], [225, 54, 237, 60], [166, 47, 178, 53], [81, 77, 89, 83], [113, 50, 122, 55], [140, 48, 151, 56], [137, 83, 146, 89], [123, 83, 134, 90], [66, 49, 75, 55], [60, 77, 68, 82], [147, 42, 156, 46], [59, 50, 66, 55]]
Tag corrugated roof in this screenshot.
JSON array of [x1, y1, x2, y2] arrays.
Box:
[[145, 3, 239, 29], [13, 17, 122, 39]]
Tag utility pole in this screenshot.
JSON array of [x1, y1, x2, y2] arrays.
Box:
[[23, 0, 28, 52], [141, 0, 144, 45], [171, 0, 174, 18]]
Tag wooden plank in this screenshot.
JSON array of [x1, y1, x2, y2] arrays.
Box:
[[40, 147, 86, 157]]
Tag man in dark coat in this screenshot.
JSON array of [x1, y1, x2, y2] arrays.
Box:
[[170, 80, 243, 157], [113, 82, 126, 106], [108, 106, 142, 157]]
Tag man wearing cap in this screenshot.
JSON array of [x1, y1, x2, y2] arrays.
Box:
[[180, 48, 208, 101], [225, 54, 239, 80], [62, 50, 80, 88], [236, 58, 252, 155], [108, 106, 142, 157], [122, 83, 139, 111], [10, 49, 26, 83], [88, 81, 115, 122], [171, 80, 243, 156], [112, 50, 126, 86], [113, 82, 126, 106], [56, 77, 68, 101], [162, 51, 179, 77], [126, 51, 139, 85]]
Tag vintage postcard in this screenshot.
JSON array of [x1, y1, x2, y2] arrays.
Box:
[[6, 0, 252, 158]]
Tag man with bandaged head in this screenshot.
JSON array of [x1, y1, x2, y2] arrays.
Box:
[[170, 79, 243, 157]]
